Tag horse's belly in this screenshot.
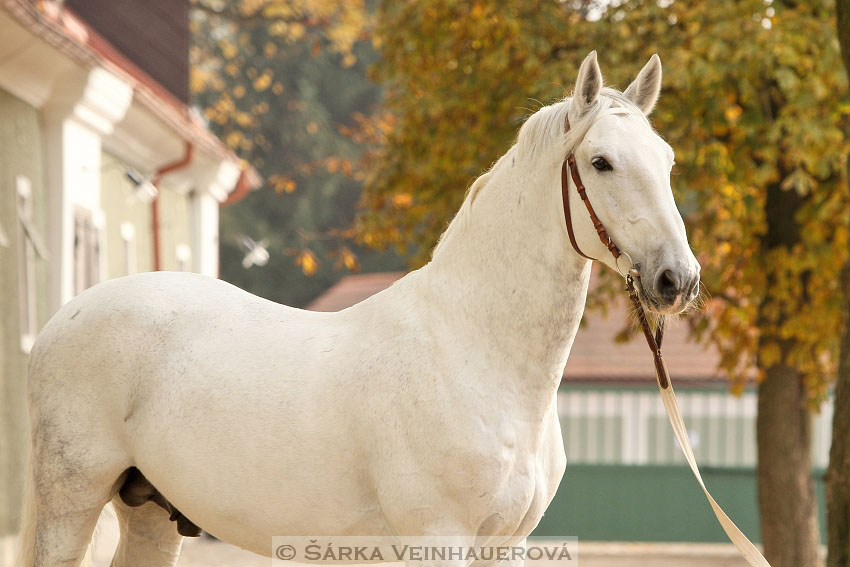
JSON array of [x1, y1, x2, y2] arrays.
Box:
[[126, 362, 390, 554], [132, 418, 388, 556]]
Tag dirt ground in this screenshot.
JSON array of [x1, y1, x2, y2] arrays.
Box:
[[88, 513, 769, 567], [175, 538, 757, 567]]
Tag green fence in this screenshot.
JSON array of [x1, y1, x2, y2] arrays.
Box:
[[532, 464, 827, 543]]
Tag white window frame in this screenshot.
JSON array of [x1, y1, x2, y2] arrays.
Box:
[[73, 206, 103, 295], [120, 221, 137, 276], [0, 220, 9, 248], [17, 176, 39, 353]]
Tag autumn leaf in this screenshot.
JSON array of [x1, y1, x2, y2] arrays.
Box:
[[295, 249, 318, 276], [358, 0, 849, 401]]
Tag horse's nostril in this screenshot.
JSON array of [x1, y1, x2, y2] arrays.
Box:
[[689, 278, 700, 300], [655, 269, 681, 299]]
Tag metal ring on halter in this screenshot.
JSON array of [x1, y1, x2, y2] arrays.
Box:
[[614, 251, 634, 278]]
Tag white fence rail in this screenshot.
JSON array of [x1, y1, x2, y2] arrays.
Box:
[[558, 387, 833, 468]]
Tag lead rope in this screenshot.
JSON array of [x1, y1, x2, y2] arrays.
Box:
[[561, 136, 771, 566], [625, 274, 770, 566]]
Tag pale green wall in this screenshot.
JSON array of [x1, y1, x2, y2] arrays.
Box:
[[158, 183, 193, 272], [100, 153, 194, 276], [0, 89, 48, 535], [100, 152, 154, 278], [532, 464, 827, 544]]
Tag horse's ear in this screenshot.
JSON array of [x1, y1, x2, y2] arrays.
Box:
[[569, 51, 603, 121], [624, 54, 662, 115]]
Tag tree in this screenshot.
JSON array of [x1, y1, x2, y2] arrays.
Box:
[[360, 2, 848, 565], [826, 2, 850, 565], [190, 0, 402, 307]]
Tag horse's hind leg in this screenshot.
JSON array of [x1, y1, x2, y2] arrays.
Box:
[[110, 498, 183, 567], [27, 443, 125, 567]]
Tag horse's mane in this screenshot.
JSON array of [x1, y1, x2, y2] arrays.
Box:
[[432, 89, 649, 259]]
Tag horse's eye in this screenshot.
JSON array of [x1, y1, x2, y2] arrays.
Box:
[[592, 157, 613, 172]]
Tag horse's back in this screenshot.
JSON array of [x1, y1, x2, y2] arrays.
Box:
[[27, 272, 340, 412]]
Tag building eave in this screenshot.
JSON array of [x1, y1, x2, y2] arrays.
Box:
[[0, 0, 262, 201]]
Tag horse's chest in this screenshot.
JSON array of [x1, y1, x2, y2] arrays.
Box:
[[456, 412, 565, 536]]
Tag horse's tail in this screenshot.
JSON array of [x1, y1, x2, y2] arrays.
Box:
[[15, 449, 35, 567]]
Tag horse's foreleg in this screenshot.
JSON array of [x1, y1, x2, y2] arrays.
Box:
[[110, 498, 183, 567]]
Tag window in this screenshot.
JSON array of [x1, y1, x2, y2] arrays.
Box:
[[120, 222, 137, 275], [73, 207, 101, 295], [17, 176, 45, 353]]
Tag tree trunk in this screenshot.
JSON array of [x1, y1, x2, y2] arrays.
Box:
[[827, 263, 850, 567], [826, 1, 850, 565], [756, 168, 820, 565], [758, 357, 820, 567]]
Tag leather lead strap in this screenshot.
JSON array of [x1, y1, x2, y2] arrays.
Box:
[[627, 277, 669, 389], [561, 113, 772, 566]]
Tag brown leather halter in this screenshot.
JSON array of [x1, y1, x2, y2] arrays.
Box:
[[561, 116, 670, 389]]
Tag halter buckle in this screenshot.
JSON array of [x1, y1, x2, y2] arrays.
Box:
[[614, 251, 634, 278]]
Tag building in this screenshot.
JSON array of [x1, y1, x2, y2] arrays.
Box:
[[309, 271, 833, 543], [0, 0, 260, 560]]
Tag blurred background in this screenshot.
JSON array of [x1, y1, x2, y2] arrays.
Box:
[[0, 1, 849, 566]]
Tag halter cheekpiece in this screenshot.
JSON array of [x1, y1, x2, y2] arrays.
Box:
[[557, 90, 772, 567], [560, 109, 668, 389]]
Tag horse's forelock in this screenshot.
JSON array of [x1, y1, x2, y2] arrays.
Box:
[[516, 88, 650, 162]]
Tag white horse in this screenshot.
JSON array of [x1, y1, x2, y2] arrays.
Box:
[[18, 51, 699, 567]]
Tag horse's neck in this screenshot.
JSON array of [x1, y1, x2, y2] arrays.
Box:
[[423, 150, 591, 400]]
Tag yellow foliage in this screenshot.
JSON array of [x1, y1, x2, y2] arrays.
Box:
[[234, 111, 254, 127], [724, 105, 743, 122], [391, 193, 413, 208], [252, 72, 273, 91], [760, 342, 783, 368], [295, 249, 318, 276], [359, 0, 849, 399], [269, 175, 297, 194], [189, 74, 206, 95], [219, 39, 238, 60], [337, 246, 359, 272], [225, 131, 243, 148]]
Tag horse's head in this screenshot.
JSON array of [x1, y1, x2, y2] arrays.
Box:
[[561, 51, 700, 315]]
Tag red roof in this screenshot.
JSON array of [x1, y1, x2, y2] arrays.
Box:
[[307, 273, 406, 312], [306, 272, 726, 384], [562, 296, 721, 382]]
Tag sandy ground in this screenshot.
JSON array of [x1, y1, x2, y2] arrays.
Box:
[[176, 539, 756, 567], [87, 511, 763, 567]]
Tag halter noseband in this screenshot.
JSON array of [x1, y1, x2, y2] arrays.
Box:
[[561, 108, 668, 388]]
